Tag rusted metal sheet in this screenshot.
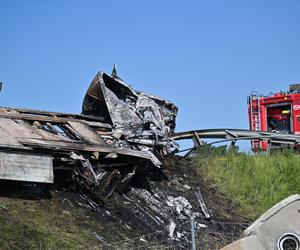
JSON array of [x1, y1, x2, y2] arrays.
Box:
[[0, 152, 53, 183]]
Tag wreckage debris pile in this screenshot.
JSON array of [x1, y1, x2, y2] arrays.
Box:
[[82, 71, 179, 155], [61, 156, 248, 249], [0, 71, 181, 205], [0, 156, 248, 249], [0, 71, 249, 249]]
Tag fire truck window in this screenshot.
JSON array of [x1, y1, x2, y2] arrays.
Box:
[[267, 105, 291, 133]]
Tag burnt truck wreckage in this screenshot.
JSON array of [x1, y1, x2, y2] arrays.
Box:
[[0, 71, 180, 200], [2, 70, 300, 195], [82, 71, 179, 155]]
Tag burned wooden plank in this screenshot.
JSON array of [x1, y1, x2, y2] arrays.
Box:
[[67, 121, 109, 146], [0, 116, 74, 144], [20, 138, 162, 166], [0, 111, 111, 129], [0, 124, 23, 146], [0, 106, 107, 122], [0, 152, 53, 183], [0, 144, 32, 151], [0, 118, 43, 143]]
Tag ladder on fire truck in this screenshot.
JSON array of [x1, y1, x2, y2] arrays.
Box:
[[248, 92, 262, 150], [248, 91, 261, 131]]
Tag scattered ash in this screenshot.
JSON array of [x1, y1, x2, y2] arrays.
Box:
[[0, 156, 251, 249], [62, 156, 250, 248]]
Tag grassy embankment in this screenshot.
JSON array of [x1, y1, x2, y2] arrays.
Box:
[[194, 148, 300, 219], [0, 195, 101, 250], [0, 191, 135, 250]]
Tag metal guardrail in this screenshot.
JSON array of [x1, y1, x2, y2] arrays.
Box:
[[169, 128, 300, 156], [169, 128, 300, 145]]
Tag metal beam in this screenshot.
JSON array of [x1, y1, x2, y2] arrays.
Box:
[[169, 128, 300, 146]]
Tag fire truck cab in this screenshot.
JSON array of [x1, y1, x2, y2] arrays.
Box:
[[248, 84, 300, 151]]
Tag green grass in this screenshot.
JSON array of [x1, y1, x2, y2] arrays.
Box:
[[194, 149, 300, 219], [0, 197, 99, 249], [0, 193, 140, 249]]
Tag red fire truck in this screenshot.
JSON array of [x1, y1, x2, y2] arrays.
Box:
[[248, 84, 300, 151]]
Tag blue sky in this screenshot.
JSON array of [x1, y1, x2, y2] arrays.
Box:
[[0, 1, 300, 150]]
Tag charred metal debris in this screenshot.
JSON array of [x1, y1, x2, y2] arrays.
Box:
[[0, 71, 179, 201]]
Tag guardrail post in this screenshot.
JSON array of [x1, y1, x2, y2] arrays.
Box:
[[191, 216, 196, 250]]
